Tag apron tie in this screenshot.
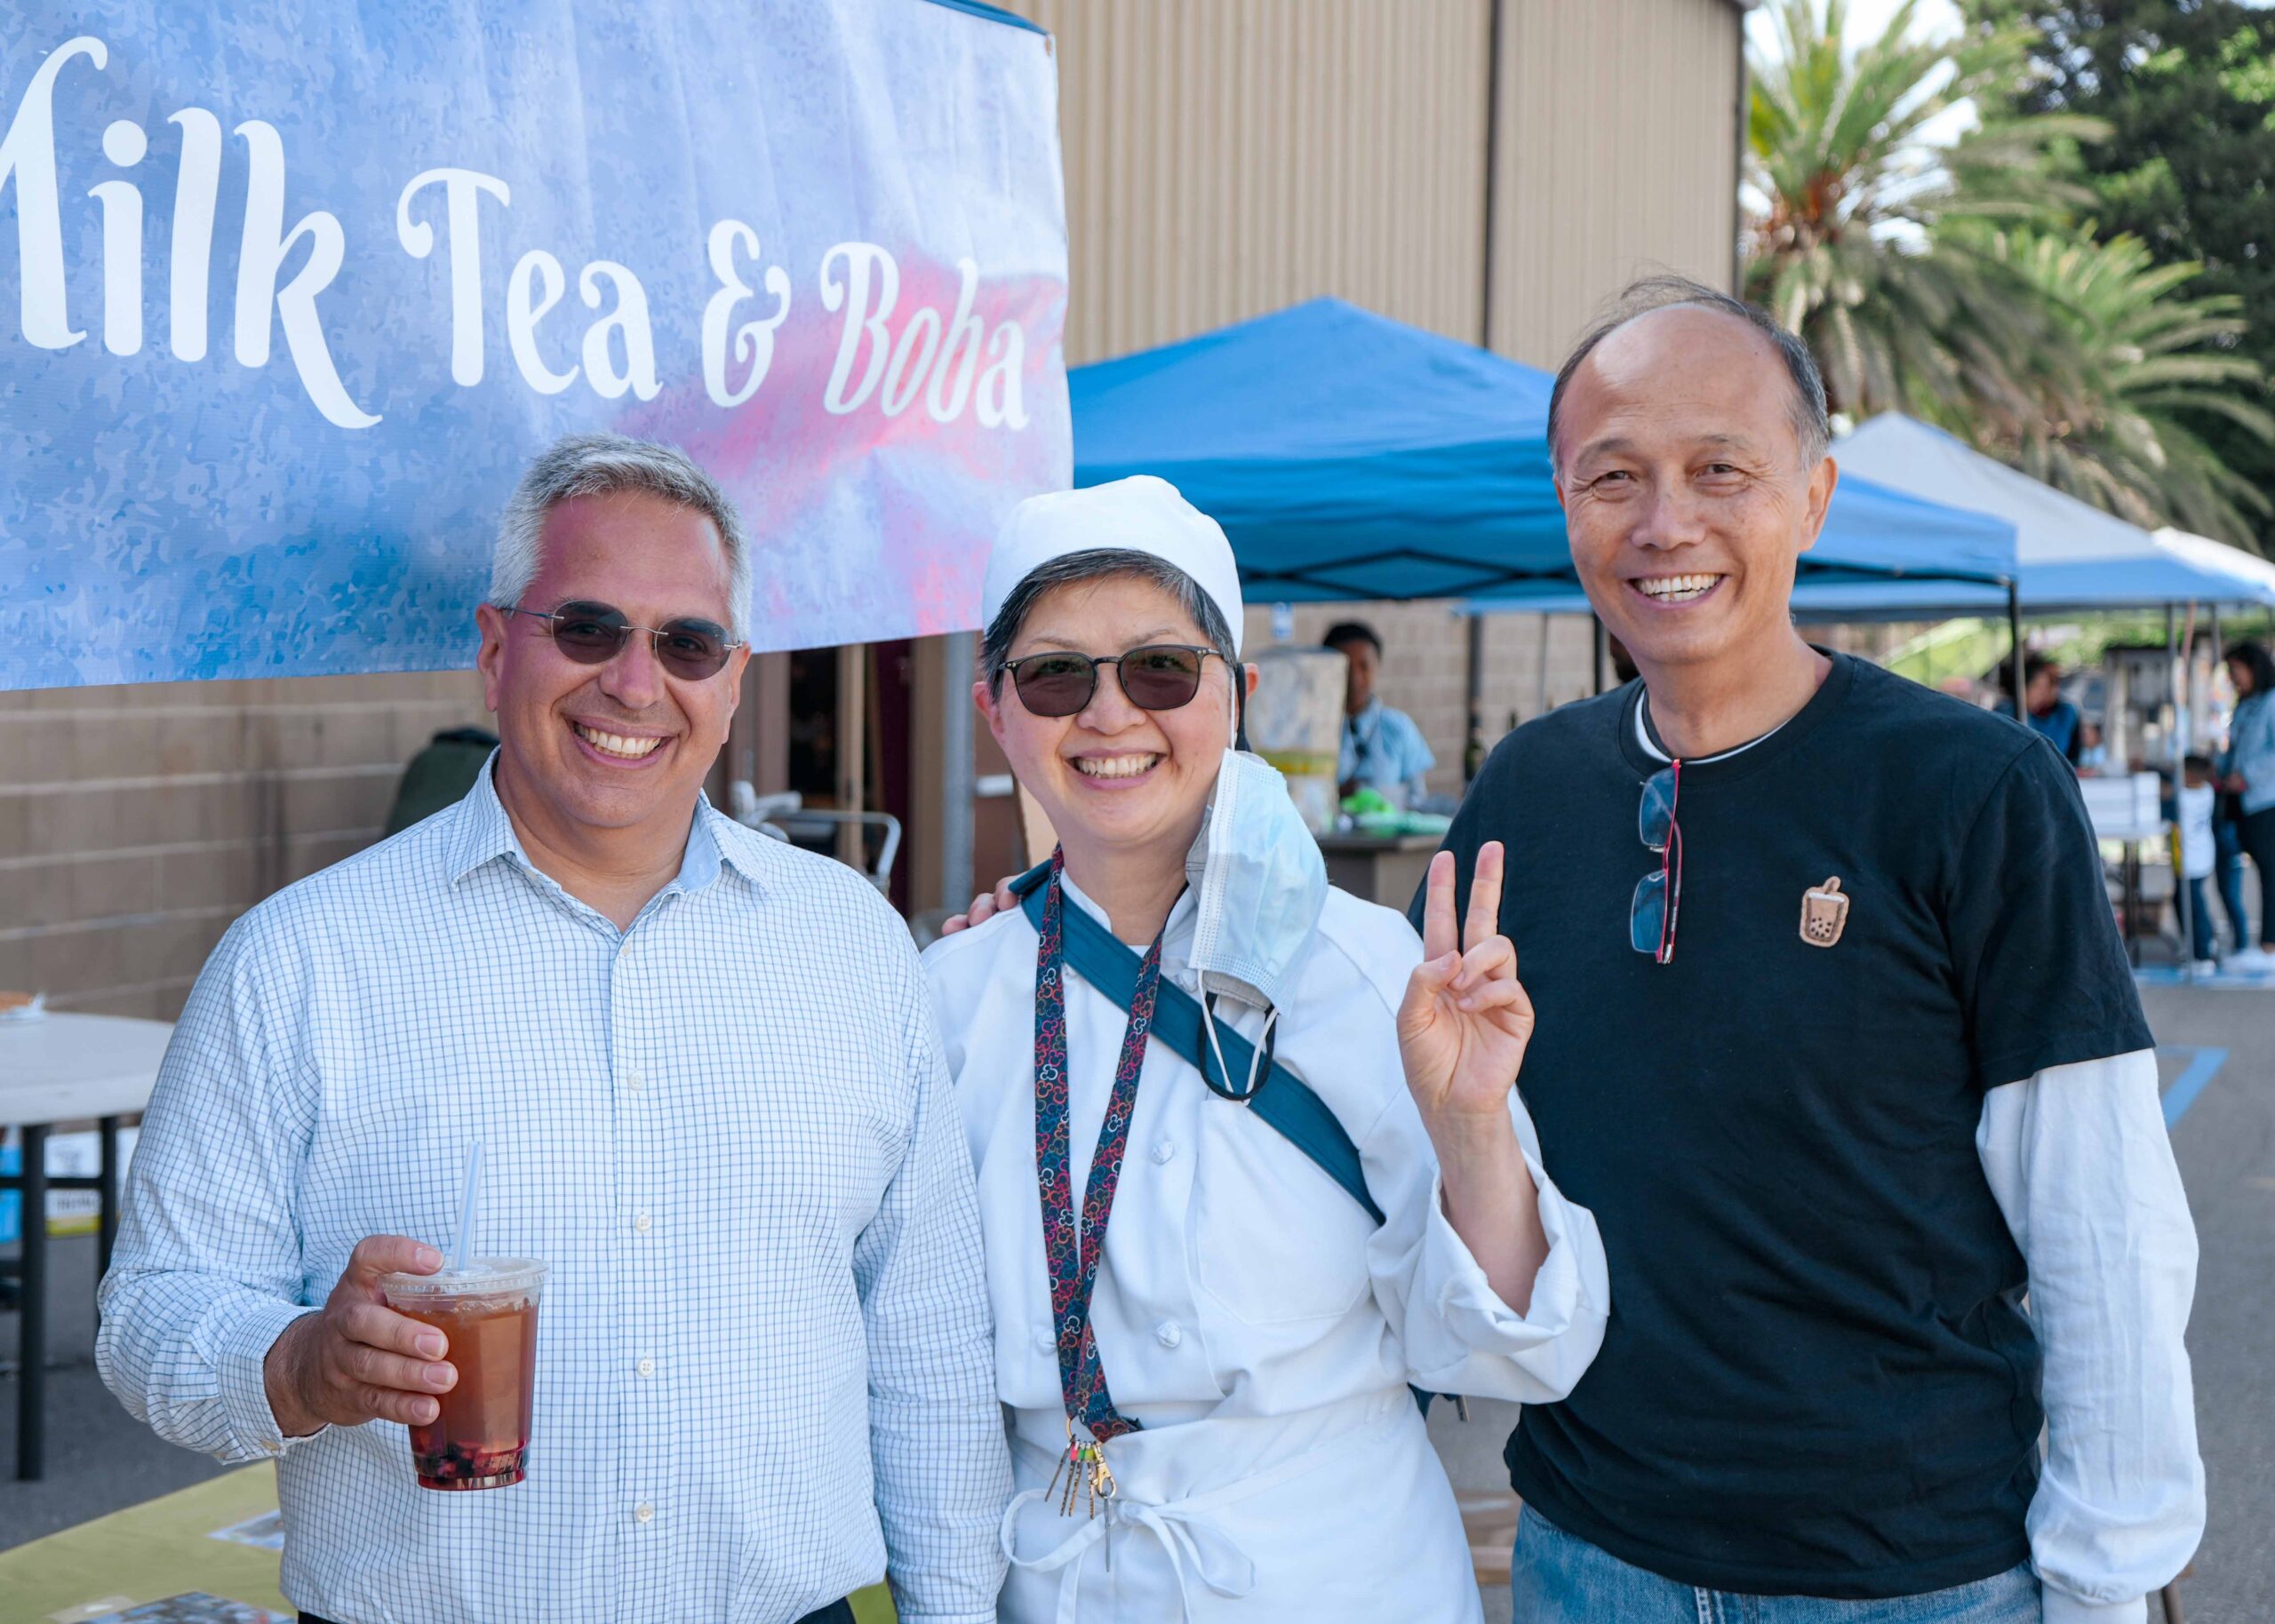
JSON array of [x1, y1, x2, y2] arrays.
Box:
[[1002, 1485, 1255, 1624]]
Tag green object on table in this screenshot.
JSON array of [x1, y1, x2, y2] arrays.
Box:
[[1339, 786, 1452, 839], [0, 1465, 899, 1622], [1352, 809, 1452, 838]]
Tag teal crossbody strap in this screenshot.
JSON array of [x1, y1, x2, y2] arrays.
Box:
[[1012, 866, 1384, 1226]]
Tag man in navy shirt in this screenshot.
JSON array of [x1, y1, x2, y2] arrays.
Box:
[[1423, 279, 2201, 1623]]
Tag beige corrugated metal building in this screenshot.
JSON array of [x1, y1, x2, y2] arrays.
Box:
[[3, 0, 1748, 1015], [1018, 0, 1743, 368]]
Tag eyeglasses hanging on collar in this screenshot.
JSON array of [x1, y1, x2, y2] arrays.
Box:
[[1631, 760, 1682, 964]]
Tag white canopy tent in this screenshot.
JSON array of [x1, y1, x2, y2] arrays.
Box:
[[1789, 416, 2275, 616], [1840, 414, 2153, 563], [2155, 527, 2275, 603]]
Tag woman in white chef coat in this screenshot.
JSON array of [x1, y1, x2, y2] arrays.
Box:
[[922, 475, 1608, 1622]]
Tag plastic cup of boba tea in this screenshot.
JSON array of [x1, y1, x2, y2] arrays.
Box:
[[379, 1258, 547, 1490]]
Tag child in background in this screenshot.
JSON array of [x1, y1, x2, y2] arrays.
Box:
[[2181, 754, 2220, 971]]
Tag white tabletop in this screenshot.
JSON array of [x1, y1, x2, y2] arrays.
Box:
[[0, 1012, 174, 1126]]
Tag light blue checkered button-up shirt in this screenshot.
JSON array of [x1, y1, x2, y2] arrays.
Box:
[[98, 761, 1011, 1624]]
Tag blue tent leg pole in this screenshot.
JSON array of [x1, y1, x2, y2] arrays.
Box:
[[2008, 585, 2024, 723]]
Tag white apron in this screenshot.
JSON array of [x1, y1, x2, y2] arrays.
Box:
[[1000, 1389, 1479, 1624]]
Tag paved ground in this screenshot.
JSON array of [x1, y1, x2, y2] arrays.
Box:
[[2143, 982, 2272, 1623], [4, 980, 2266, 1623]]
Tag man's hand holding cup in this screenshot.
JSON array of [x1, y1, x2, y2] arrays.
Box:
[[264, 1235, 457, 1437]]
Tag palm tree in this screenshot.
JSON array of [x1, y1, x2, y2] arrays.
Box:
[[1744, 0, 2105, 431], [1987, 229, 2274, 546], [1747, 1, 2272, 548]]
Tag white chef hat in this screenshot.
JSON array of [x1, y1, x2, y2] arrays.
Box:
[[981, 475, 1245, 657]]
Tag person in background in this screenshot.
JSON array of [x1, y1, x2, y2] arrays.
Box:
[[2208, 800, 2253, 959], [2017, 653, 2085, 767], [381, 725, 500, 836], [2219, 638, 2275, 970], [1326, 619, 1436, 806], [2078, 720, 2110, 773], [2177, 755, 2220, 972]]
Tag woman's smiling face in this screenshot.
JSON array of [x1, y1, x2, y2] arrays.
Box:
[[978, 571, 1238, 868]]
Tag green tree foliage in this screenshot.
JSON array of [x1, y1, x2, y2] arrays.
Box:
[[1744, 0, 2106, 433], [1989, 228, 2273, 540], [1963, 0, 2275, 548]]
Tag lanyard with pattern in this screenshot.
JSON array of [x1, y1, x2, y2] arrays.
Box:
[[1033, 848, 1160, 1511]]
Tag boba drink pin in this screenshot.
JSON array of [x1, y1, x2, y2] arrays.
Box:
[[1800, 877, 1849, 948]]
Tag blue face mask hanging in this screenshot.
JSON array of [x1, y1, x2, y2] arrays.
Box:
[[1183, 693, 1329, 1096]]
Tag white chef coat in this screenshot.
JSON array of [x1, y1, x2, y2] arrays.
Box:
[[922, 872, 1609, 1623]]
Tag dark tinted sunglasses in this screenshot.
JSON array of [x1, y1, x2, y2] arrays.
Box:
[[1003, 644, 1223, 718], [505, 601, 742, 681]]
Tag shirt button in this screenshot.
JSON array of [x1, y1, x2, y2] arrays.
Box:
[[636, 1356, 656, 1378], [633, 1501, 654, 1524], [1034, 1327, 1055, 1355], [1151, 1141, 1176, 1165], [634, 1212, 652, 1235], [624, 1070, 645, 1092], [1154, 1320, 1183, 1349]]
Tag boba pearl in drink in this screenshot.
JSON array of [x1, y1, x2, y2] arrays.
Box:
[[379, 1259, 547, 1491]]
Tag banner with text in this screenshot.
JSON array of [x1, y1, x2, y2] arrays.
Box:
[[0, 0, 1068, 689]]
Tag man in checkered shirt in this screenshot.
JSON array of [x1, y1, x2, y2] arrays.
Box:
[[98, 434, 1011, 1624]]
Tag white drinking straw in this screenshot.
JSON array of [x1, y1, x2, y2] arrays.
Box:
[[449, 1140, 483, 1275]]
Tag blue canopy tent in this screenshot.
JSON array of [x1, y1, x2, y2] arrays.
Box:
[[1070, 299, 2017, 601], [1069, 298, 2023, 722]]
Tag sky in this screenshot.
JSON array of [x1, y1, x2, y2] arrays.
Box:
[[1746, 0, 1964, 57]]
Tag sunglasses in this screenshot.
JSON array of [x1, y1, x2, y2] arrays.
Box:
[[1003, 644, 1223, 718], [504, 601, 742, 681], [1631, 760, 1683, 964]]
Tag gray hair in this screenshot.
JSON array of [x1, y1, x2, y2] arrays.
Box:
[[981, 549, 1238, 694], [491, 433, 754, 636], [1546, 275, 1831, 474]]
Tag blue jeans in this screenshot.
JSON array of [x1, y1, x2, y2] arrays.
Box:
[[1512, 1508, 2041, 1622], [2213, 817, 2251, 951], [2189, 874, 2218, 961]]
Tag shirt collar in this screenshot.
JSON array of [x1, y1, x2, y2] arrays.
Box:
[[443, 752, 522, 884], [445, 751, 740, 900], [1633, 692, 1787, 766]]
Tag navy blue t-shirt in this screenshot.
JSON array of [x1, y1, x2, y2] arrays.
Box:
[[1417, 653, 2151, 1599]]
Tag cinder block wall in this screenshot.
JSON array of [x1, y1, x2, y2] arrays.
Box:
[[0, 673, 489, 1018]]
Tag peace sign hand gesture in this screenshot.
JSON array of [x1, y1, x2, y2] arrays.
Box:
[[1397, 842, 1534, 1127]]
